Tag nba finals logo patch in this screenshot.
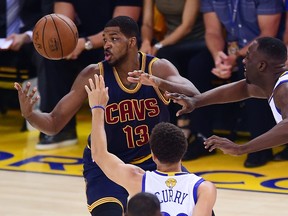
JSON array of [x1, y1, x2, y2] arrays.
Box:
[[165, 178, 177, 189]]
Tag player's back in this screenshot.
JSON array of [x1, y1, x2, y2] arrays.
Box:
[[143, 170, 204, 216]]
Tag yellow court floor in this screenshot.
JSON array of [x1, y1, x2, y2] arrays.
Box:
[[1, 106, 288, 195]]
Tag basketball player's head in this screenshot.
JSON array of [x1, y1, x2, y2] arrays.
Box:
[[103, 16, 140, 66], [150, 122, 187, 164], [105, 16, 140, 41], [126, 192, 161, 216], [256, 37, 287, 64], [244, 37, 287, 84]]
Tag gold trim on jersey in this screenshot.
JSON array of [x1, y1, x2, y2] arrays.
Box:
[[113, 67, 142, 93], [87, 197, 124, 212], [145, 54, 170, 105], [113, 53, 146, 93], [130, 154, 152, 164], [98, 62, 104, 76], [155, 170, 186, 176]]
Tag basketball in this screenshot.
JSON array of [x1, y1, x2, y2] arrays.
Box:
[[32, 14, 78, 60]]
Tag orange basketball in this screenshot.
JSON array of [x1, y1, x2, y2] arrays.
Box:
[[32, 14, 78, 60]]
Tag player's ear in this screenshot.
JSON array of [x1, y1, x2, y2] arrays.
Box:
[[258, 61, 267, 72], [129, 37, 137, 47]]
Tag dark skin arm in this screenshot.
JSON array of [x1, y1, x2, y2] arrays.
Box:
[[14, 64, 100, 135], [166, 79, 266, 116], [204, 82, 288, 156], [128, 58, 200, 97]]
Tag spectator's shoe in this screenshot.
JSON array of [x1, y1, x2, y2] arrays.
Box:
[[36, 130, 78, 150], [182, 133, 216, 161], [273, 145, 288, 161], [244, 149, 273, 168]]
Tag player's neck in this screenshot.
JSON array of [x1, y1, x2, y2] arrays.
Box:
[[115, 50, 140, 75], [114, 51, 141, 88], [156, 162, 182, 173]]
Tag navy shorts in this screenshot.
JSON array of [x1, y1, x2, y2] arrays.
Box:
[[83, 146, 156, 212]]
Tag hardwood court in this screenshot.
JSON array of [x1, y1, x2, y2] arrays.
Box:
[[0, 107, 288, 216]]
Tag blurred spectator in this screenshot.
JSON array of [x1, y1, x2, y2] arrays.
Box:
[[140, 0, 216, 160], [0, 0, 53, 113]]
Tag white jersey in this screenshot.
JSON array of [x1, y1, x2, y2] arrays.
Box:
[[269, 71, 288, 123], [142, 170, 204, 216]]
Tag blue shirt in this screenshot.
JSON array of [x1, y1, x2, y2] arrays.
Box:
[[201, 0, 284, 48]]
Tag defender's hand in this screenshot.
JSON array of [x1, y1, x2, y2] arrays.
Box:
[[85, 74, 109, 108], [165, 92, 196, 116], [204, 135, 240, 156]]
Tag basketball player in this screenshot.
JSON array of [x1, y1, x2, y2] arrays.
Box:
[[84, 73, 216, 216], [166, 37, 288, 157], [14, 16, 201, 216], [126, 192, 162, 216]]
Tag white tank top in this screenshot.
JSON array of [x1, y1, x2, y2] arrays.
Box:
[[268, 71, 288, 123], [142, 170, 204, 216]]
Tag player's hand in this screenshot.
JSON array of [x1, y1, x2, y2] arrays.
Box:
[[85, 74, 109, 108], [204, 135, 240, 156], [14, 82, 40, 118], [165, 92, 196, 116], [127, 70, 159, 87]]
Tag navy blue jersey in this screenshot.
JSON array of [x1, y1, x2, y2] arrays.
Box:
[[88, 52, 170, 163], [84, 52, 170, 211]]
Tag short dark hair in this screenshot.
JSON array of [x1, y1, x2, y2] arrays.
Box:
[[149, 122, 187, 163], [105, 16, 140, 40], [256, 37, 287, 63], [126, 192, 160, 216]]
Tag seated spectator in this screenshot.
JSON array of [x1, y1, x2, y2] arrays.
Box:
[[140, 0, 216, 160]]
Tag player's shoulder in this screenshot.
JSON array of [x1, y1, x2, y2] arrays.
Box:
[[198, 180, 216, 194], [151, 58, 173, 70]]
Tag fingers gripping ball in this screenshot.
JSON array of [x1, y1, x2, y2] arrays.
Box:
[[32, 14, 78, 60]]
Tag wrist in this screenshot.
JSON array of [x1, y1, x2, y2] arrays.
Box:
[[91, 105, 105, 112]]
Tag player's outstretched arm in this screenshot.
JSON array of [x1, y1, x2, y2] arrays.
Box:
[[204, 120, 288, 156], [128, 58, 200, 97], [86, 74, 144, 195], [14, 64, 99, 135]]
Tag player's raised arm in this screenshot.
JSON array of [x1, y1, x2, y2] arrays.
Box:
[[86, 74, 144, 195]]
